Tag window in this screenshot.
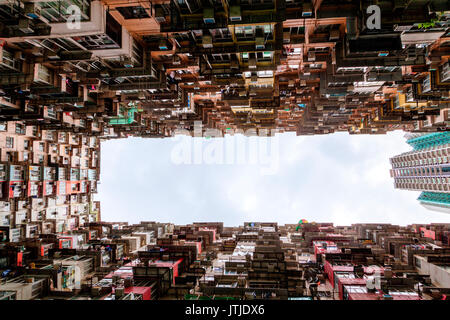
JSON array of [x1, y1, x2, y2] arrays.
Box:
[[257, 51, 272, 62], [235, 26, 255, 40], [117, 6, 150, 19], [415, 257, 422, 268], [46, 131, 54, 140], [210, 53, 231, 62], [76, 13, 122, 50], [15, 124, 24, 134], [0, 122, 7, 131], [257, 70, 273, 77], [210, 28, 232, 41], [6, 137, 14, 148], [59, 132, 66, 143]]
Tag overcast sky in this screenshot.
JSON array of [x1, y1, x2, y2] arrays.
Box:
[[96, 131, 450, 227]]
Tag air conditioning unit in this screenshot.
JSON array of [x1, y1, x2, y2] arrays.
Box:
[[230, 60, 238, 69], [283, 32, 291, 44], [255, 37, 264, 49], [154, 6, 166, 23], [58, 64, 71, 75], [255, 28, 264, 49], [122, 57, 134, 68], [230, 6, 241, 21], [24, 2, 42, 19], [307, 51, 316, 62], [202, 35, 213, 48], [18, 19, 34, 34], [406, 47, 416, 62], [251, 74, 258, 82], [329, 29, 340, 41], [203, 8, 215, 24], [14, 51, 24, 60], [302, 3, 313, 17], [249, 57, 256, 69], [173, 55, 181, 65], [158, 39, 169, 50], [44, 48, 59, 60], [255, 36, 264, 50], [33, 63, 51, 85], [393, 24, 412, 32]]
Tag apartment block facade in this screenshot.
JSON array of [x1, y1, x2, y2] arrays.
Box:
[[0, 0, 448, 139], [0, 220, 449, 300], [0, 0, 449, 301], [390, 132, 450, 213]]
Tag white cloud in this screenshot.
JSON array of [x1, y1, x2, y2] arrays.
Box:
[[97, 132, 450, 226]]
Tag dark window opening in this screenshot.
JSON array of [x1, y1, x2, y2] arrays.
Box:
[[117, 6, 150, 19]]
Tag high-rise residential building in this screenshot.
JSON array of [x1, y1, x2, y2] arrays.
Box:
[[0, 220, 449, 300], [390, 132, 450, 213], [0, 1, 446, 245], [0, 119, 102, 243], [0, 0, 449, 303], [0, 1, 448, 138]]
